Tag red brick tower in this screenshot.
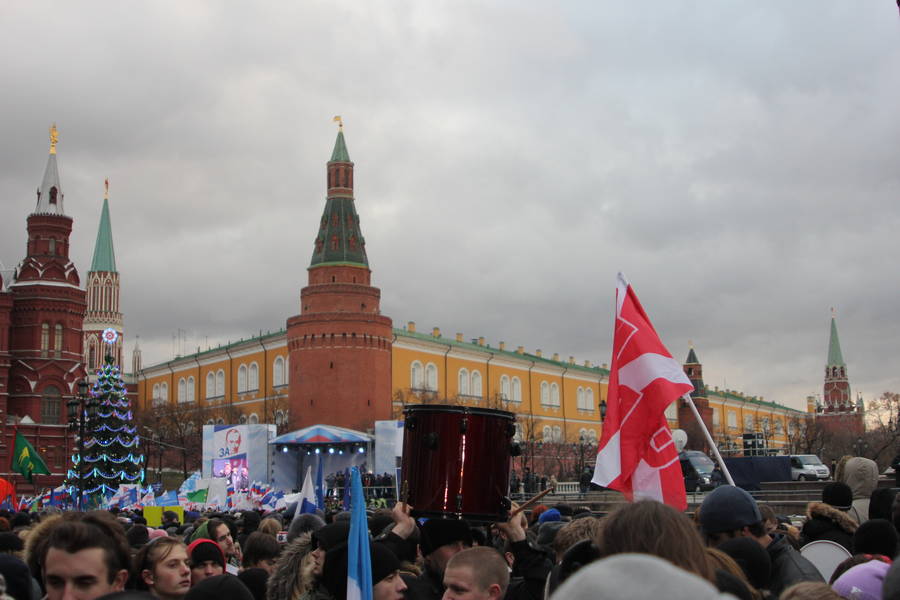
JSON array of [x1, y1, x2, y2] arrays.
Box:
[[1, 126, 86, 488], [817, 311, 863, 435], [286, 123, 393, 432], [679, 346, 713, 452]]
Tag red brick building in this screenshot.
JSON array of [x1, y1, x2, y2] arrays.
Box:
[[0, 127, 86, 491]]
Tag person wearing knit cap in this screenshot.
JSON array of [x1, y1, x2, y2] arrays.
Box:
[[184, 574, 253, 600], [287, 513, 325, 543], [0, 532, 23, 555], [537, 508, 561, 525], [127, 525, 151, 549], [409, 518, 473, 599], [832, 559, 891, 600], [186, 540, 224, 587], [852, 518, 898, 557], [235, 567, 268, 600], [321, 542, 406, 600], [800, 482, 857, 552], [699, 485, 822, 597], [0, 553, 34, 600]]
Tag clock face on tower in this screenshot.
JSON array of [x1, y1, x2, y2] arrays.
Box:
[[102, 328, 119, 345]]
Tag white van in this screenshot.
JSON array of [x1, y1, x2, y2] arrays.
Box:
[[790, 455, 830, 481]]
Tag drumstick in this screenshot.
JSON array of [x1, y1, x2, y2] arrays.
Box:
[[510, 486, 555, 517], [400, 480, 409, 507]]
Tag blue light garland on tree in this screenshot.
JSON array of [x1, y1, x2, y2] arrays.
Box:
[[68, 352, 145, 497]]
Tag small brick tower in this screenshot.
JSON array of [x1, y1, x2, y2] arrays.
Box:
[[817, 310, 863, 434], [83, 180, 124, 373], [286, 122, 393, 432], [679, 346, 713, 452]]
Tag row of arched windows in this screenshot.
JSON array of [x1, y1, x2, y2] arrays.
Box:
[[151, 355, 289, 406], [576, 386, 595, 411], [457, 369, 483, 398], [540, 381, 561, 407], [410, 361, 438, 391], [499, 375, 522, 403], [237, 363, 260, 394]]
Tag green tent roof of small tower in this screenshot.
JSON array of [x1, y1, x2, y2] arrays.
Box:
[[90, 197, 117, 272], [330, 129, 351, 162], [310, 129, 368, 269], [686, 347, 699, 364], [827, 316, 845, 367]]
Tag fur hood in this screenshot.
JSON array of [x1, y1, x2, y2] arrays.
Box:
[[267, 531, 315, 600], [806, 502, 858, 535]]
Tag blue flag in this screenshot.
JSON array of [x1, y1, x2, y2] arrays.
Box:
[[347, 467, 372, 600], [156, 490, 179, 507], [299, 467, 318, 515], [342, 468, 352, 511], [316, 457, 325, 510]]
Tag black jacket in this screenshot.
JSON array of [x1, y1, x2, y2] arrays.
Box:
[[800, 502, 857, 552], [766, 533, 824, 597], [505, 539, 554, 600]]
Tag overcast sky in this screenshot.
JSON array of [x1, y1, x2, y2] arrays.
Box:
[[2, 2, 898, 411]]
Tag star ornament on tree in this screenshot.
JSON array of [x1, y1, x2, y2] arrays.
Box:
[[102, 328, 118, 345]]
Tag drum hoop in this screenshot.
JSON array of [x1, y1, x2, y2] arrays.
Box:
[[403, 403, 515, 419]]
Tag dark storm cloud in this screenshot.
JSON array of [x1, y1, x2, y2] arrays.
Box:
[[1, 1, 898, 409]]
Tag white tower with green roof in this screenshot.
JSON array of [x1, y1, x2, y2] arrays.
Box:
[[83, 181, 123, 373]]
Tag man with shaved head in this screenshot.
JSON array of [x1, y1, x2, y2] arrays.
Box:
[[442, 546, 509, 600]]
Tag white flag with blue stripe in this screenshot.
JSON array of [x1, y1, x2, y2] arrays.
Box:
[[347, 467, 372, 600], [299, 467, 318, 515]]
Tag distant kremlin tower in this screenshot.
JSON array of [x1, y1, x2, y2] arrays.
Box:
[[814, 311, 864, 435]]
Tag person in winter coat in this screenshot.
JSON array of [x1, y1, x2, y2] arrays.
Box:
[[838, 456, 879, 524], [800, 482, 857, 552]]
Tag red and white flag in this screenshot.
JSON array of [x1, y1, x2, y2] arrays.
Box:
[[592, 273, 694, 510]]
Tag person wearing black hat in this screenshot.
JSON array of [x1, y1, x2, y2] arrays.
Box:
[[852, 518, 898, 558], [799, 482, 858, 552], [321, 542, 406, 600], [699, 485, 822, 597], [184, 574, 253, 600], [186, 540, 225, 587], [408, 517, 472, 600]]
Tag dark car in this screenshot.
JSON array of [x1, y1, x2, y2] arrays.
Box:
[[680, 450, 716, 492]]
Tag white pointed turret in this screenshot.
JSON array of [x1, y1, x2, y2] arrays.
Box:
[[34, 124, 66, 215]]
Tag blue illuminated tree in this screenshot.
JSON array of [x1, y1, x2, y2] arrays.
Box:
[[73, 355, 144, 496]]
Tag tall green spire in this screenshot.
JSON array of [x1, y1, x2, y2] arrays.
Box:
[[90, 197, 117, 272], [827, 315, 845, 367], [330, 129, 350, 162], [686, 347, 699, 364]]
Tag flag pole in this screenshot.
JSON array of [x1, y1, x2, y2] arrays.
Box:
[[682, 394, 735, 486]]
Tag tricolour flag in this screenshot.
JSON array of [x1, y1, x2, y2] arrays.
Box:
[[299, 467, 318, 515], [347, 467, 372, 600], [592, 273, 694, 510], [141, 489, 156, 507]]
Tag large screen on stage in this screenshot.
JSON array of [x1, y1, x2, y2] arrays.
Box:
[[213, 456, 249, 490]]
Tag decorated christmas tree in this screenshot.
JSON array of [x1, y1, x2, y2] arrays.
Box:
[[69, 352, 145, 499]]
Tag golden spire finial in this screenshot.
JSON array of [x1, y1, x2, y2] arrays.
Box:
[[104, 178, 109, 200], [49, 123, 59, 154], [831, 306, 836, 318], [333, 115, 343, 130], [688, 339, 693, 349]]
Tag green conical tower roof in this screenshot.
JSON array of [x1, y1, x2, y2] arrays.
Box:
[[686, 347, 700, 364], [90, 197, 117, 272], [310, 129, 368, 268], [827, 315, 845, 367], [330, 129, 350, 162]]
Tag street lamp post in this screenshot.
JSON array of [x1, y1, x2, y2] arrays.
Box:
[[66, 380, 98, 511], [600, 400, 607, 421]]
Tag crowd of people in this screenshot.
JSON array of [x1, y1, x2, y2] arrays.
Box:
[[0, 454, 897, 599]]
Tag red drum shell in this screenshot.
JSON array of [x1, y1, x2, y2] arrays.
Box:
[[401, 404, 515, 523]]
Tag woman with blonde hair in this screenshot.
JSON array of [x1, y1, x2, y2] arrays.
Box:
[[134, 537, 192, 600]]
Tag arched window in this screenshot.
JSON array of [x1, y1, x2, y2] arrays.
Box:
[[585, 388, 594, 411], [206, 372, 215, 399], [284, 356, 289, 384], [216, 418, 225, 425], [425, 363, 438, 391], [41, 323, 49, 357], [88, 338, 97, 370], [550, 383, 560, 407], [239, 415, 248, 425], [587, 429, 598, 443], [458, 369, 469, 396], [41, 386, 61, 423], [542, 426, 552, 442], [665, 403, 676, 420], [500, 376, 510, 400], [273, 356, 285, 386], [576, 387, 585, 409], [471, 371, 482, 398], [553, 425, 562, 442], [216, 370, 225, 397], [178, 378, 186, 403], [153, 383, 161, 406], [237, 365, 248, 393], [511, 377, 521, 403], [54, 324, 63, 357], [410, 361, 424, 390], [249, 363, 259, 391], [187, 376, 195, 402], [207, 419, 215, 425], [275, 410, 285, 426], [160, 382, 168, 402], [540, 381, 549, 405], [249, 413, 259, 424]]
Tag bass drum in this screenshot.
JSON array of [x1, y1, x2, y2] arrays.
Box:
[[401, 404, 516, 523]]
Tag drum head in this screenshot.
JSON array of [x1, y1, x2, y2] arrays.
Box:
[[799, 540, 851, 582]]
